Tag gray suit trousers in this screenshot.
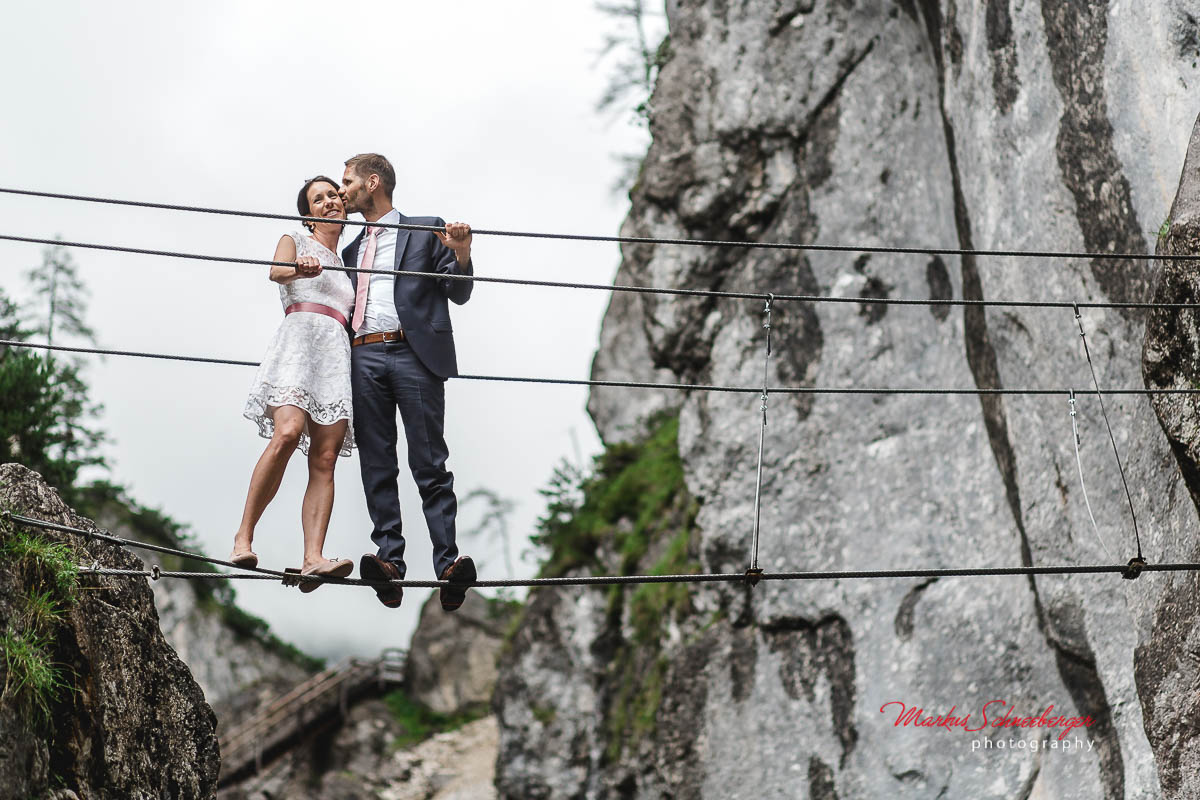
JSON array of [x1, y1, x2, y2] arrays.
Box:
[[351, 340, 458, 578]]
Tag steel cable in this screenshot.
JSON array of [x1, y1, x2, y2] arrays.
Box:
[[7, 512, 1184, 590], [1, 185, 1195, 262], [73, 562, 1200, 587], [2, 231, 1200, 311], [5, 512, 290, 577], [2, 338, 1197, 397], [1073, 308, 1143, 560], [1068, 392, 1115, 560]]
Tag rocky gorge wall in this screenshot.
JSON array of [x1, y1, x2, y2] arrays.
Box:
[[77, 494, 317, 730], [496, 1, 1200, 798], [0, 463, 219, 799], [0, 461, 513, 799]]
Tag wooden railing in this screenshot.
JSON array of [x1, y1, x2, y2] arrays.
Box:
[[217, 648, 406, 785]]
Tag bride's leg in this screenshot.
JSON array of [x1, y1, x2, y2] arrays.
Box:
[[234, 405, 306, 553], [301, 418, 348, 569]]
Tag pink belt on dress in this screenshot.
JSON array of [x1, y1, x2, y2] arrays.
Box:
[[285, 302, 348, 329]]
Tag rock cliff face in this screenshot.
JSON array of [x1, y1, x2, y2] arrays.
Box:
[[154, 577, 312, 733], [0, 463, 219, 799], [1140, 113, 1200, 800], [81, 497, 315, 730], [497, 1, 1200, 798], [406, 590, 516, 715]]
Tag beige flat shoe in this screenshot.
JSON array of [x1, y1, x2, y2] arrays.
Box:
[[299, 557, 353, 594], [229, 550, 259, 569]]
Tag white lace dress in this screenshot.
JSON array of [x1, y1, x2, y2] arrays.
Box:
[[243, 232, 355, 456]]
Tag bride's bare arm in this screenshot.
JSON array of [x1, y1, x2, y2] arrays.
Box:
[[269, 235, 322, 284]]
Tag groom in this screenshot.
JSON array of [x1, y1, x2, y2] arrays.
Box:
[[339, 152, 476, 612]]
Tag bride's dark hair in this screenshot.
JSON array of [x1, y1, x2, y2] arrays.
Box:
[[297, 176, 341, 232]]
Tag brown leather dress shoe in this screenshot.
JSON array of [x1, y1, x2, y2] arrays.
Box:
[[439, 555, 476, 611], [360, 554, 403, 608]]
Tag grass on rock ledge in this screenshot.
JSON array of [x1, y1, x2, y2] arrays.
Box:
[[383, 689, 489, 748], [0, 502, 80, 726]]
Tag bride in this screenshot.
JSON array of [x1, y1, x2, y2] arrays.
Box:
[[229, 175, 356, 591]]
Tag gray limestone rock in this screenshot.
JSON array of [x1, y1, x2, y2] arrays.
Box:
[[500, 0, 1200, 798], [0, 463, 219, 799], [1141, 109, 1200, 800], [405, 590, 516, 716], [79, 501, 315, 732]]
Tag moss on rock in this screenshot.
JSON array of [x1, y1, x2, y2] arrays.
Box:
[[527, 412, 700, 761]]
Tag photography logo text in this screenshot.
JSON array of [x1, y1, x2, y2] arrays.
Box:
[[880, 699, 1097, 753]]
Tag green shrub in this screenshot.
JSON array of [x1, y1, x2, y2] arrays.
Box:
[[533, 414, 692, 579], [529, 413, 699, 761], [383, 689, 487, 748]]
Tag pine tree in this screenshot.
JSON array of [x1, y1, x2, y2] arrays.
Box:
[[25, 243, 97, 347], [460, 488, 517, 576], [1, 244, 106, 496], [595, 0, 663, 122], [594, 0, 669, 194]]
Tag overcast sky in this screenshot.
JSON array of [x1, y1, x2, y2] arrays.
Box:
[[0, 1, 666, 660]]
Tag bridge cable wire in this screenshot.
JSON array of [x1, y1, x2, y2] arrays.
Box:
[[3, 231, 1200, 312], [0, 185, 1193, 263], [748, 295, 773, 579], [1068, 390, 1115, 561], [69, 562, 1200, 586], [4, 338, 1200, 398], [1073, 307, 1144, 564], [4, 512, 292, 578], [4, 512, 1188, 588], [0, 190, 1176, 587]]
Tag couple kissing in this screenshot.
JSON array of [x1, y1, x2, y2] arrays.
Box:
[[231, 152, 475, 612]]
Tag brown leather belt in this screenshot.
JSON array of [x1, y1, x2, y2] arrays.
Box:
[[285, 302, 348, 328], [352, 330, 405, 347]]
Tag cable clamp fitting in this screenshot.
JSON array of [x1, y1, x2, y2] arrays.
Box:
[[744, 567, 763, 587], [1069, 390, 1080, 445], [150, 565, 161, 581], [1122, 557, 1146, 580], [763, 294, 774, 356]]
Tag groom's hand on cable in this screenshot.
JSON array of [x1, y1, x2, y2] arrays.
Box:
[[295, 255, 323, 277], [436, 222, 473, 265]]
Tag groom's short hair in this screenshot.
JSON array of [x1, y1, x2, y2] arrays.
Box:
[[345, 153, 396, 200]]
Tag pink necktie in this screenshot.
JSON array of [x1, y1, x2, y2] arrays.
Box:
[[351, 226, 381, 334]]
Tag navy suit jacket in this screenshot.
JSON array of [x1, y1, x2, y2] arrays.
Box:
[[343, 213, 474, 379]]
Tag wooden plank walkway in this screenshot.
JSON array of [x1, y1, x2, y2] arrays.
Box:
[[217, 648, 406, 786]]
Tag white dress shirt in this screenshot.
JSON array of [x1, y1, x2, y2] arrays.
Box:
[[358, 208, 402, 335]]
